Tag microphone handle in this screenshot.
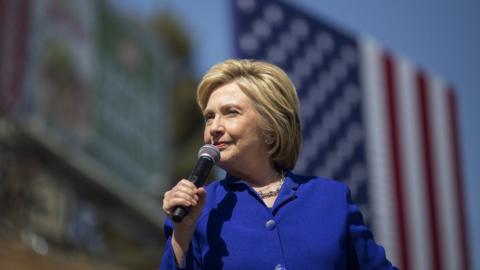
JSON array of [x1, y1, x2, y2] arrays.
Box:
[[172, 157, 213, 223]]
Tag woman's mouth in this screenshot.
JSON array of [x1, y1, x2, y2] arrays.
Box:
[[214, 142, 228, 149]]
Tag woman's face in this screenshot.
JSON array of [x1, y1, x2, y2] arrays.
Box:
[[203, 82, 269, 173]]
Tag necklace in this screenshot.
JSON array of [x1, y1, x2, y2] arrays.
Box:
[[256, 171, 286, 199]]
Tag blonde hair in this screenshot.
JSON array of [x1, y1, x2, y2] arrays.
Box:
[[197, 59, 302, 170]]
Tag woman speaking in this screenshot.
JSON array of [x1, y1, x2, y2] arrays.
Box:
[[161, 59, 397, 270]]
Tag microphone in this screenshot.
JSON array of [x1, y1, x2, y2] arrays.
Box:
[[172, 144, 220, 223]]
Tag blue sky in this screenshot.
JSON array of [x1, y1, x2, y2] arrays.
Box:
[[112, 0, 479, 268]]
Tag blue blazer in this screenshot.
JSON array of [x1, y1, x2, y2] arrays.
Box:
[[161, 171, 397, 270]]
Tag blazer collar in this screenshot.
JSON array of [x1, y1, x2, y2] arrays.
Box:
[[222, 170, 300, 192]]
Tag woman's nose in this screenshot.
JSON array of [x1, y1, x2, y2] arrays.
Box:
[[209, 116, 225, 136]]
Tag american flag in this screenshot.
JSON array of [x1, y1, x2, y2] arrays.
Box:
[[232, 0, 470, 269]]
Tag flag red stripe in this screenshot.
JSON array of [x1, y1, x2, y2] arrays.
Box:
[[0, 0, 8, 110], [417, 72, 443, 270], [0, 0, 29, 112], [10, 0, 30, 109], [383, 53, 410, 270], [447, 89, 470, 270], [0, 0, 6, 51]]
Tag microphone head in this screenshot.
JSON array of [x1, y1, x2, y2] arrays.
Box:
[[198, 144, 221, 164]]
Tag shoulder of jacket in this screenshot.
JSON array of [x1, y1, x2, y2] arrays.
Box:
[[291, 173, 349, 193]]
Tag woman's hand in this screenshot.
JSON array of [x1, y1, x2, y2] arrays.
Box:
[[162, 179, 207, 267], [163, 179, 207, 225]]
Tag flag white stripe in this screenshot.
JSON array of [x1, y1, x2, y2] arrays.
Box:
[[396, 58, 432, 270], [430, 77, 462, 270], [359, 37, 399, 265]]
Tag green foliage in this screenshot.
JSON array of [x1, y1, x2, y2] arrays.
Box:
[[149, 11, 206, 183]]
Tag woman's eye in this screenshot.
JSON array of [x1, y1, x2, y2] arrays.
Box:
[[228, 109, 239, 115], [204, 113, 214, 122]]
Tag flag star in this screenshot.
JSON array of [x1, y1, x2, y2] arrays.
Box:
[[264, 5, 283, 25], [237, 0, 257, 13]]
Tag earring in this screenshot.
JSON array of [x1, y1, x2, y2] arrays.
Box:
[[264, 133, 275, 145]]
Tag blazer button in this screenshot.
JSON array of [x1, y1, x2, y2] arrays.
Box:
[[265, 219, 276, 230], [274, 264, 286, 270]]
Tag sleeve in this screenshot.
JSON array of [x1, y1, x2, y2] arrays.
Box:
[[344, 187, 399, 270], [159, 218, 202, 270]]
